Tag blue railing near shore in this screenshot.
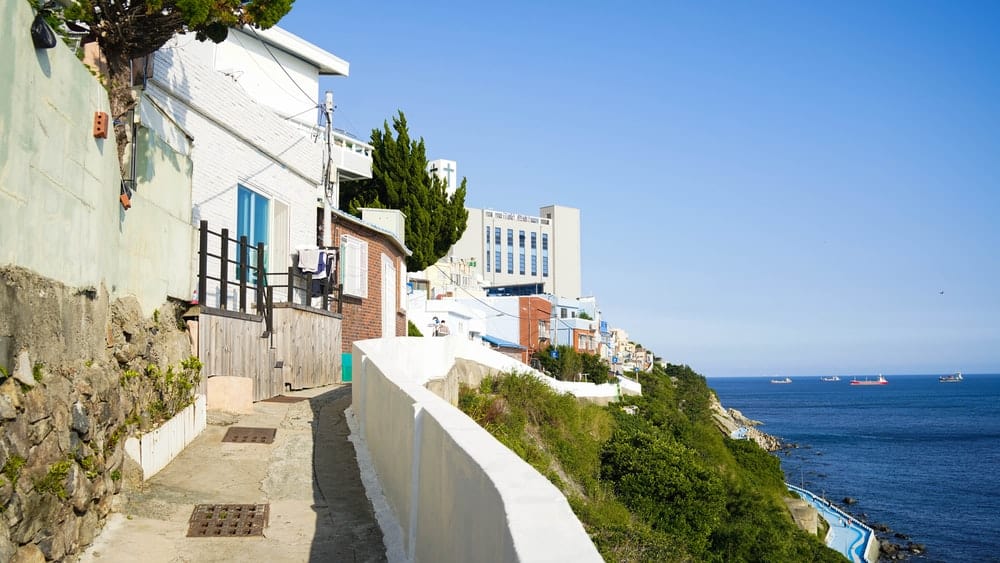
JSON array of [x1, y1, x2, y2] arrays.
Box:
[[787, 483, 877, 563]]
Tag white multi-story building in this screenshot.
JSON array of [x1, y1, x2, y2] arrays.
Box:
[[145, 25, 372, 298], [448, 205, 581, 300]]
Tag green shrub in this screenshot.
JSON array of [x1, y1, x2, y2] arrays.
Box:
[[459, 363, 845, 562], [407, 320, 423, 336]]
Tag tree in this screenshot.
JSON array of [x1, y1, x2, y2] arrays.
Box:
[[580, 352, 611, 384], [55, 0, 293, 172], [532, 345, 612, 383], [340, 111, 468, 271]]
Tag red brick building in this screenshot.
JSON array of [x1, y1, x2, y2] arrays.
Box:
[[518, 296, 552, 363], [329, 209, 410, 353]]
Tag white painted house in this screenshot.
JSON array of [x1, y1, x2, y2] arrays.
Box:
[[141, 25, 372, 306]]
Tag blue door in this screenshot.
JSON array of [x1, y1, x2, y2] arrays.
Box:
[[237, 185, 269, 279]]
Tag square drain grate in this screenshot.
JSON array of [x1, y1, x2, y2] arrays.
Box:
[[221, 426, 276, 444], [187, 503, 269, 537], [260, 395, 308, 404]]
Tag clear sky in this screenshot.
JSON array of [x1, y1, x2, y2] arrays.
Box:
[[277, 1, 1000, 377]]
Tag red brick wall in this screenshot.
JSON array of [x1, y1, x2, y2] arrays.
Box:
[[330, 217, 407, 353], [518, 296, 552, 363]]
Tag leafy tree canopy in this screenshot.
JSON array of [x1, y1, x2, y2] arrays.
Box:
[[533, 345, 611, 384], [49, 0, 293, 169], [340, 111, 468, 271]]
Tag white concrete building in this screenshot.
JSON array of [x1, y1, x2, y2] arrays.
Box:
[[448, 205, 582, 300], [143, 26, 372, 306]]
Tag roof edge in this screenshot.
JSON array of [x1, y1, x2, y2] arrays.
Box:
[[331, 208, 412, 256], [246, 25, 350, 76]]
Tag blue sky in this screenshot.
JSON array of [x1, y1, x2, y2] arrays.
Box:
[[278, 1, 1000, 376]]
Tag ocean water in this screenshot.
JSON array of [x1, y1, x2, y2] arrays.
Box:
[[709, 374, 1000, 563]]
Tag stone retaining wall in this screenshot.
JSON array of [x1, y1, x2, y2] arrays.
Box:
[[0, 267, 194, 561]]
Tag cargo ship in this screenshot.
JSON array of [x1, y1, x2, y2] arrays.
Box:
[[850, 374, 888, 386]]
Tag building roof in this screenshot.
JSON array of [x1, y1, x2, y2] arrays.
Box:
[[246, 25, 350, 76], [331, 208, 411, 256], [481, 334, 525, 350]]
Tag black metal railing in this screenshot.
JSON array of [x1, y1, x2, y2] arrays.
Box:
[[197, 221, 343, 337], [197, 220, 266, 315]]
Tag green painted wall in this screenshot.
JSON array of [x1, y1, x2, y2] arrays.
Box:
[[120, 120, 196, 312], [0, 0, 194, 314]]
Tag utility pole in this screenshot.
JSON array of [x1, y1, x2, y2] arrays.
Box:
[[321, 91, 336, 246]]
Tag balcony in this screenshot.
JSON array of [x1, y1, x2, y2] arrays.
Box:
[[331, 130, 373, 181]]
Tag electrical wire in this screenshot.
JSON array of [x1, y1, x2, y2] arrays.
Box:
[[248, 27, 319, 106], [426, 264, 618, 362], [429, 263, 581, 332], [283, 105, 320, 121]]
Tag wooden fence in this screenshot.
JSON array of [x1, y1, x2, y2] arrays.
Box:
[[196, 221, 344, 401]]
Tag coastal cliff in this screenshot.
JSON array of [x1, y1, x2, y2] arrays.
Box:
[[709, 392, 784, 451]]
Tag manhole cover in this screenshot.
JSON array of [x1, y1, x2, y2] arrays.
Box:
[[187, 503, 269, 537], [221, 427, 276, 444], [261, 395, 308, 403]]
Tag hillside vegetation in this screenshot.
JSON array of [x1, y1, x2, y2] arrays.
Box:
[[459, 363, 843, 562]]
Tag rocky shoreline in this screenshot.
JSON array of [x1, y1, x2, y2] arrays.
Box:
[[709, 394, 784, 451], [710, 394, 924, 562]]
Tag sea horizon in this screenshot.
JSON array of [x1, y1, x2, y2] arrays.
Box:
[[709, 374, 1000, 563], [705, 371, 1000, 379]]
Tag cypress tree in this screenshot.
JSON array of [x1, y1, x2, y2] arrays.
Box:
[[341, 111, 469, 271]]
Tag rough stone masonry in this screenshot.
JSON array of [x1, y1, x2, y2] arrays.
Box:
[[0, 266, 194, 562]]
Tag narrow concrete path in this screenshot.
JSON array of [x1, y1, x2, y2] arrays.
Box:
[[788, 483, 873, 563], [79, 385, 386, 563]]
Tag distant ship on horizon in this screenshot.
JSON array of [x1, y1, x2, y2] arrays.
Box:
[[770, 377, 792, 384], [850, 374, 888, 386], [939, 372, 963, 383], [820, 375, 841, 382]]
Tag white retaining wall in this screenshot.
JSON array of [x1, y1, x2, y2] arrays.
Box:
[[352, 337, 603, 562], [124, 394, 207, 479]]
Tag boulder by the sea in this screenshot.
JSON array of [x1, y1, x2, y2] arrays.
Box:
[[726, 407, 763, 426]]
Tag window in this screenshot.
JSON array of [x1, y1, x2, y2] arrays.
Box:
[[494, 227, 501, 274], [542, 233, 549, 277], [485, 226, 491, 272], [506, 229, 513, 274], [237, 185, 269, 279], [381, 254, 396, 337], [399, 262, 407, 311], [340, 234, 368, 298], [518, 230, 525, 275], [530, 232, 537, 276]]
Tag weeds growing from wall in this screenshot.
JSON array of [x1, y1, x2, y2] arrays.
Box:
[[34, 459, 72, 500], [2, 455, 27, 487], [120, 356, 203, 432]]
